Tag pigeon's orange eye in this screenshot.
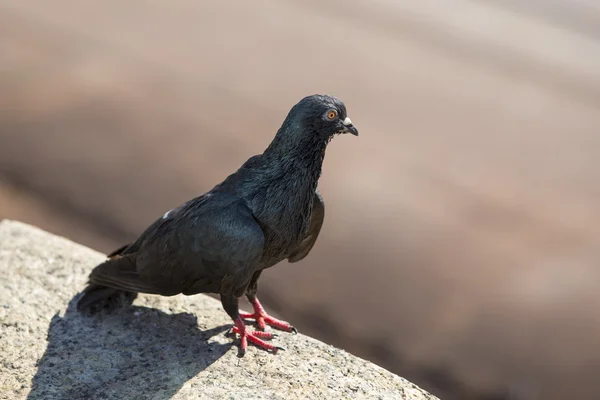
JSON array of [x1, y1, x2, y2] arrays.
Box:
[[326, 110, 337, 120]]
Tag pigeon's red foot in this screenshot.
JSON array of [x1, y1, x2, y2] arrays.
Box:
[[240, 298, 297, 333], [232, 317, 283, 357]]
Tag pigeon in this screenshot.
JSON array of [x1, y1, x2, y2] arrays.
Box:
[[77, 94, 358, 356]]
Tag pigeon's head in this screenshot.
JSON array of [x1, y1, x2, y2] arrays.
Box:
[[279, 95, 358, 144]]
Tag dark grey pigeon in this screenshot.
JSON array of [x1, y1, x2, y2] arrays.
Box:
[[77, 94, 358, 356]]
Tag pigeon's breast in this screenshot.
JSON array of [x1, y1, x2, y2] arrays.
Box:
[[246, 166, 319, 267], [257, 202, 313, 268], [259, 227, 306, 268]]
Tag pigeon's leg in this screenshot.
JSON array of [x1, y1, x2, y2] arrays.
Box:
[[220, 294, 283, 357], [241, 272, 297, 334]]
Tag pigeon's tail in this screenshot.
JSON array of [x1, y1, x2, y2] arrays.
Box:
[[76, 283, 137, 313], [77, 253, 159, 313]]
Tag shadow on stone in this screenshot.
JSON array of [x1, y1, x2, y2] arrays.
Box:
[[27, 296, 231, 400]]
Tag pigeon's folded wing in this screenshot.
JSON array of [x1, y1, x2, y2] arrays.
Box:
[[84, 196, 265, 299], [287, 191, 325, 263]]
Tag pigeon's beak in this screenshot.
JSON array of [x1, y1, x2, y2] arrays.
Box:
[[341, 117, 359, 136]]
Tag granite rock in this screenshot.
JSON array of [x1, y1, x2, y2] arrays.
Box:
[[0, 220, 438, 400]]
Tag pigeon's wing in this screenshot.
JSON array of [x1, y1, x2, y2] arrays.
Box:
[[85, 195, 265, 298], [105, 197, 197, 259], [134, 196, 265, 297], [287, 191, 325, 263]]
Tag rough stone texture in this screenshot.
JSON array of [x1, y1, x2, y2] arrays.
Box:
[[0, 220, 437, 400]]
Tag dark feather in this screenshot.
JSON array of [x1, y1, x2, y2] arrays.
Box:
[[106, 243, 131, 259], [87, 254, 163, 294], [288, 191, 325, 263], [76, 284, 137, 312]]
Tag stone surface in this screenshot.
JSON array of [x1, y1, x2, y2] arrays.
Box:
[[0, 220, 438, 400]]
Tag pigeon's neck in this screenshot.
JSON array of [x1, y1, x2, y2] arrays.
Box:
[[261, 134, 328, 189], [247, 135, 328, 238]]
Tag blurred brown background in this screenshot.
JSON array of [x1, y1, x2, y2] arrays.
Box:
[[2, 1, 600, 399]]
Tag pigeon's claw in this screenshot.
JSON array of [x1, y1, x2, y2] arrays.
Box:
[[241, 298, 296, 333], [233, 317, 281, 357]]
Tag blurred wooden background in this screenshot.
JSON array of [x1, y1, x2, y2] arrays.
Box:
[[2, 1, 600, 399]]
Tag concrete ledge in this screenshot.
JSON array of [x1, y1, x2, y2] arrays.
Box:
[[0, 220, 438, 400]]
